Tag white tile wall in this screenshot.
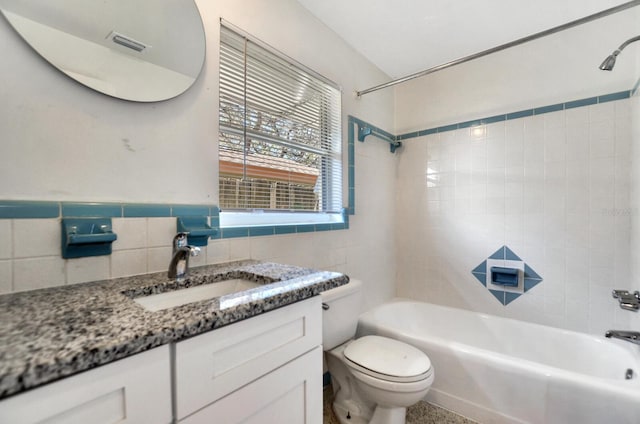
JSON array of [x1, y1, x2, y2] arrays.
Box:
[[396, 98, 637, 335], [0, 216, 353, 294]]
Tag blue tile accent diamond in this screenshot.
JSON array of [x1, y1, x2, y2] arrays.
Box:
[[472, 245, 543, 305]]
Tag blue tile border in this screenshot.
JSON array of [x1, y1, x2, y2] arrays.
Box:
[[395, 89, 633, 141], [565, 97, 598, 110], [0, 201, 59, 219], [61, 203, 123, 218], [123, 204, 172, 218], [0, 200, 349, 239], [0, 201, 222, 219]]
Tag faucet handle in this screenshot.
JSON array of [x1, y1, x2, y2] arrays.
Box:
[[613, 289, 632, 299], [190, 246, 201, 257], [173, 232, 189, 250], [612, 289, 640, 311]]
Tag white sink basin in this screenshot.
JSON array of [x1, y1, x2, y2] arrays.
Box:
[[133, 279, 262, 312]]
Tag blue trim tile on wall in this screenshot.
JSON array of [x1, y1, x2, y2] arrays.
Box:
[[123, 204, 171, 217], [484, 114, 506, 124], [62, 202, 122, 218], [506, 109, 533, 120], [171, 205, 211, 217], [296, 224, 315, 233], [0, 201, 59, 219], [249, 226, 275, 237], [598, 91, 630, 103], [275, 225, 297, 235], [438, 123, 458, 133], [314, 223, 333, 232], [221, 227, 249, 239], [565, 97, 597, 109], [534, 104, 563, 115]]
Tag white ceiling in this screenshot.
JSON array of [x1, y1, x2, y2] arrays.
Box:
[[296, 0, 634, 79]]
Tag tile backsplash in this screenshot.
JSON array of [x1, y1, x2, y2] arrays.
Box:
[[396, 96, 639, 335], [0, 216, 350, 294]]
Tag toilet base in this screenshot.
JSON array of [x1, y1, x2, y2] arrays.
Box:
[[370, 405, 407, 424], [332, 402, 369, 424], [332, 402, 407, 424]]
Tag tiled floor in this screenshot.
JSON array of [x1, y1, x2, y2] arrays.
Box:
[[323, 386, 478, 424]]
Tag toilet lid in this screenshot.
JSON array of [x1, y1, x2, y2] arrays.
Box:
[[343, 335, 431, 382]]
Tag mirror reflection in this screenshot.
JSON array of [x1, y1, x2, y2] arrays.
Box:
[[0, 0, 206, 102]]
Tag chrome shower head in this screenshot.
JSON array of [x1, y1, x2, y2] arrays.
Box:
[[599, 35, 640, 71], [599, 52, 619, 71]]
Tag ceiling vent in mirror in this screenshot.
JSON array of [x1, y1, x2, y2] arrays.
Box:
[[108, 31, 149, 53]]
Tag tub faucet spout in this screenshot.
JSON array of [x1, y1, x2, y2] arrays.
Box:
[[168, 232, 200, 279], [605, 330, 640, 345]]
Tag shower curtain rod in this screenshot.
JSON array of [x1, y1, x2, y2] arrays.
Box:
[[356, 0, 640, 97]]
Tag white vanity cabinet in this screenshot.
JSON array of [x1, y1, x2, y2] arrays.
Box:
[[0, 296, 323, 424], [0, 345, 172, 424], [175, 296, 322, 424]]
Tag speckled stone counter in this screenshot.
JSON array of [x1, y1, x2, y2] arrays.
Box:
[[0, 260, 348, 400]]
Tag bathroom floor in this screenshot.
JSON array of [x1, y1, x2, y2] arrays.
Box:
[[323, 386, 478, 424]]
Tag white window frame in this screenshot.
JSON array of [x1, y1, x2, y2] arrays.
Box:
[[218, 21, 344, 229]]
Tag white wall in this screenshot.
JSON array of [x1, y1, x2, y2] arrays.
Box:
[[0, 0, 398, 310], [394, 8, 640, 334]]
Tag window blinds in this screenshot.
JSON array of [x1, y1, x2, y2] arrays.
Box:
[[219, 24, 342, 213]]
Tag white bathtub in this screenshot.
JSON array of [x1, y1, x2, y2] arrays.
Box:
[[356, 299, 640, 424]]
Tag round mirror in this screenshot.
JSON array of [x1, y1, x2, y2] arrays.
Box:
[[0, 0, 206, 102]]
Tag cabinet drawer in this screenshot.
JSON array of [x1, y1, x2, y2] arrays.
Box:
[[0, 345, 172, 424], [175, 296, 321, 419], [180, 346, 322, 424]]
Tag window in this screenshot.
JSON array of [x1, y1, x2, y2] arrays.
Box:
[[218, 23, 342, 227]]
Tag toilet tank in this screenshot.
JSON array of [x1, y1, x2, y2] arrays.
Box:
[[321, 279, 363, 350]]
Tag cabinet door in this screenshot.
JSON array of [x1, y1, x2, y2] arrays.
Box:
[[181, 346, 322, 424], [0, 345, 172, 424], [175, 296, 321, 419]]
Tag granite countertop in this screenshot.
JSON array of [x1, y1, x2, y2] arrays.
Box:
[[0, 260, 349, 400]]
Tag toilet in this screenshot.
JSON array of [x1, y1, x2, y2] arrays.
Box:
[[321, 279, 434, 424]]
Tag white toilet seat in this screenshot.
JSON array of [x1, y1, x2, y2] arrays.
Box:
[[343, 335, 432, 383]]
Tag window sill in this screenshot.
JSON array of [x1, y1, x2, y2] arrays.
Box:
[[217, 210, 348, 238]]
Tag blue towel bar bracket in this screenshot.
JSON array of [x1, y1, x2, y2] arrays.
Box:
[[356, 123, 402, 153], [61, 218, 117, 259], [177, 216, 218, 247]]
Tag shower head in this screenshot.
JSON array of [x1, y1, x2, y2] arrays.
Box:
[[599, 35, 640, 71], [599, 52, 619, 71]]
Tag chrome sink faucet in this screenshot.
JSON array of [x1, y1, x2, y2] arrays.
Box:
[[605, 330, 640, 346], [168, 232, 201, 279]]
